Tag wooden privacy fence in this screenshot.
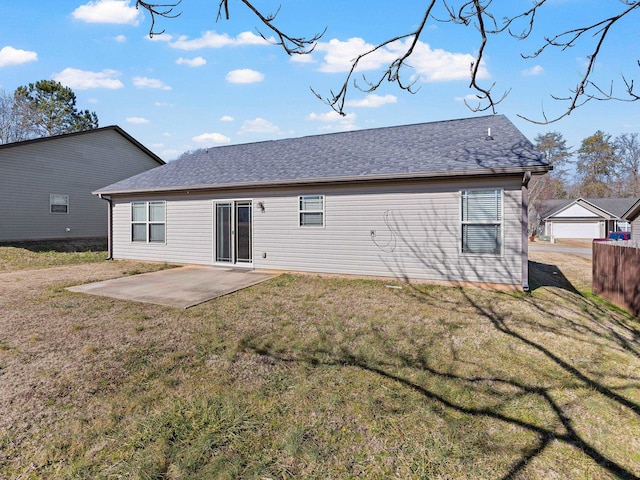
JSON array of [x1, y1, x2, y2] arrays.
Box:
[[592, 241, 640, 317]]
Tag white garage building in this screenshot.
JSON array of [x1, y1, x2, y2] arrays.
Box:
[[542, 197, 637, 240]]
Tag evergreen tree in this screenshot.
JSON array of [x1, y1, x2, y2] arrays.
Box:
[[576, 131, 616, 197], [13, 80, 98, 138]]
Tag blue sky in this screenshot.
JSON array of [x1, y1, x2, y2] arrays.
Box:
[[1, 0, 638, 161]]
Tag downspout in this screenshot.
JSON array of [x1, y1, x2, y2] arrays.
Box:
[[522, 171, 532, 291], [98, 194, 113, 260]]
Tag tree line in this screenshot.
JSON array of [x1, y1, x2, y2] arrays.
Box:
[[0, 80, 99, 144], [529, 129, 640, 234], [533, 130, 640, 200]]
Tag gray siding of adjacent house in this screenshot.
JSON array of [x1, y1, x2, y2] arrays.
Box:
[[110, 175, 524, 286], [632, 216, 640, 240], [0, 129, 162, 242]]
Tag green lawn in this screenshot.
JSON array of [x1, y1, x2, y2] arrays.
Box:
[[0, 239, 108, 271], [0, 246, 638, 479]]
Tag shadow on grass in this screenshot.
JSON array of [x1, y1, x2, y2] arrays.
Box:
[[0, 238, 107, 253], [528, 260, 581, 294], [239, 274, 640, 479]]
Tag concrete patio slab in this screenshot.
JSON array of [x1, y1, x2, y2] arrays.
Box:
[[67, 266, 277, 308]]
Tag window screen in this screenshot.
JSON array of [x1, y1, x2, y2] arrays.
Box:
[[299, 195, 324, 227], [461, 190, 502, 255]]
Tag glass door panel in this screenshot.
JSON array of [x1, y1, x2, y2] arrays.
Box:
[[215, 203, 232, 262], [235, 202, 252, 263]]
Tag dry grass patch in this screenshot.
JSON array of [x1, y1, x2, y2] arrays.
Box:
[[0, 249, 639, 479]]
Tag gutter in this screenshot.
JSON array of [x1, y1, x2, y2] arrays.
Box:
[[522, 171, 532, 292], [98, 194, 113, 260]]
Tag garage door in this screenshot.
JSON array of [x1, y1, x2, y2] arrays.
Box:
[[551, 221, 601, 239]]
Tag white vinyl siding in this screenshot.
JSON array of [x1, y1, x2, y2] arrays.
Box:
[[632, 217, 640, 240], [0, 129, 161, 242], [110, 176, 524, 286], [461, 189, 502, 255], [299, 195, 324, 227]]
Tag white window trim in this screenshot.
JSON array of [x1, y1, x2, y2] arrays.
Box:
[[131, 201, 166, 244], [50, 194, 69, 215], [460, 189, 504, 256], [298, 195, 325, 228]]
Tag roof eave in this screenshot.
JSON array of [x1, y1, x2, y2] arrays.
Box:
[[623, 198, 640, 220], [94, 164, 552, 196]]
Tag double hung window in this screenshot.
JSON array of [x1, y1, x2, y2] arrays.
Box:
[[131, 201, 166, 243], [461, 190, 502, 255], [299, 195, 324, 227]]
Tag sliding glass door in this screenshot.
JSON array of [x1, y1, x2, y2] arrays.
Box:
[[215, 201, 252, 264]]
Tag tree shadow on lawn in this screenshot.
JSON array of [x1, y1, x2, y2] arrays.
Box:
[[239, 275, 640, 479]]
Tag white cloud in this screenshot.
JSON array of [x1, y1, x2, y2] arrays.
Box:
[[150, 143, 164, 148], [239, 117, 280, 134], [161, 149, 183, 160], [314, 37, 488, 83], [220, 115, 234, 122], [290, 54, 315, 64], [307, 111, 358, 131], [522, 65, 544, 76], [176, 56, 207, 67], [226, 69, 264, 84], [126, 116, 150, 124], [346, 94, 397, 108], [454, 94, 481, 103], [0, 46, 38, 67], [114, 35, 126, 42], [87, 98, 99, 104], [147, 33, 173, 42], [192, 132, 231, 144], [154, 101, 171, 107], [316, 38, 396, 73], [235, 31, 273, 46], [72, 0, 141, 25], [133, 76, 171, 90], [53, 68, 124, 89], [169, 30, 271, 50]]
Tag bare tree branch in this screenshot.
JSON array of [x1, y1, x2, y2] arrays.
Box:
[[136, 0, 182, 37], [517, 0, 640, 123], [313, 1, 437, 115], [226, 1, 325, 55], [135, 0, 640, 125]]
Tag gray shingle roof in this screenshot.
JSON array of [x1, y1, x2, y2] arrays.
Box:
[[542, 197, 640, 219], [95, 115, 549, 195], [587, 198, 639, 218]]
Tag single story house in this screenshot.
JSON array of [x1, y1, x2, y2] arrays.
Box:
[[95, 115, 551, 290], [0, 126, 164, 242], [623, 198, 640, 239], [541, 197, 637, 240]]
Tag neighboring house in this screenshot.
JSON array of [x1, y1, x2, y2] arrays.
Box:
[[95, 115, 551, 290], [541, 197, 638, 240], [623, 198, 640, 239], [0, 126, 164, 242]]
